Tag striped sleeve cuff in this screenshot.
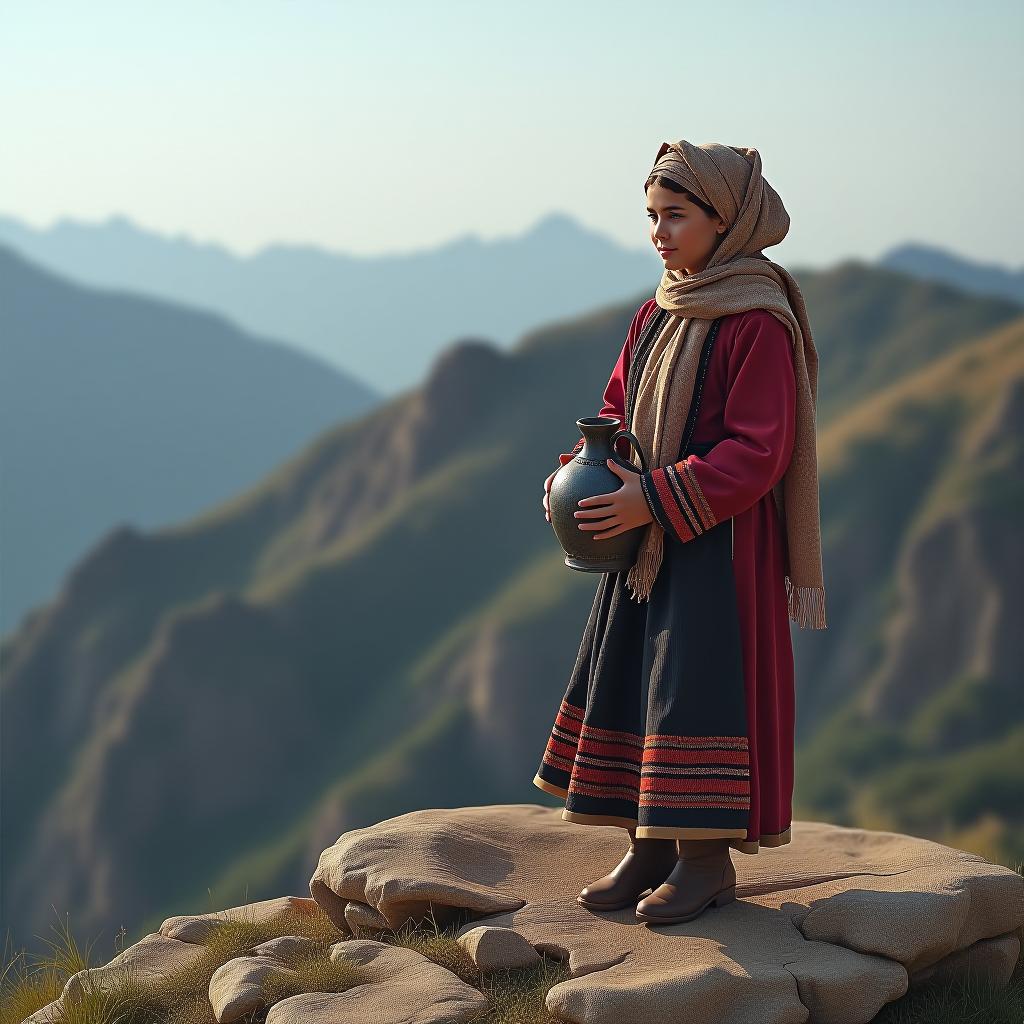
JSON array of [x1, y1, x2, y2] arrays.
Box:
[[640, 459, 717, 543]]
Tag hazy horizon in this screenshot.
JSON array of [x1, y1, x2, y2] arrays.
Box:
[[3, 0, 1021, 268]]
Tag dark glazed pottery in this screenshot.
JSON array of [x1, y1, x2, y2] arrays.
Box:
[[549, 416, 650, 573]]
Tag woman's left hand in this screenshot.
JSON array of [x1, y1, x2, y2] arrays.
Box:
[[575, 459, 654, 540]]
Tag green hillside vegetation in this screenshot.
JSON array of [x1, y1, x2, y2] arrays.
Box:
[[798, 315, 1024, 864]]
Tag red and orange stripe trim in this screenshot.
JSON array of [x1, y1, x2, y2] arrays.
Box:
[[640, 457, 717, 543], [535, 699, 750, 814]]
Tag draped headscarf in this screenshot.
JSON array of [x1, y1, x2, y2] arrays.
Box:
[[624, 140, 827, 630]]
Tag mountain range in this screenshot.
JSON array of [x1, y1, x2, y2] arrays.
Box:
[[0, 211, 663, 396], [2, 254, 1022, 959], [6, 212, 1017, 397], [879, 242, 1024, 306], [3, 215, 1018, 641]]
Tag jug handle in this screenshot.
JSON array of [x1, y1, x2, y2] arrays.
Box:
[[608, 428, 648, 475]]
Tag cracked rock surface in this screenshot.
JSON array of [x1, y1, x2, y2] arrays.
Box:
[[309, 803, 1024, 1024], [210, 937, 487, 1023], [269, 938, 487, 1023]]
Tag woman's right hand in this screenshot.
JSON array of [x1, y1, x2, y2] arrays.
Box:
[[542, 454, 575, 523]]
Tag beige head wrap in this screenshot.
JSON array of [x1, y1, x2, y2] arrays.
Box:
[[625, 139, 827, 630]]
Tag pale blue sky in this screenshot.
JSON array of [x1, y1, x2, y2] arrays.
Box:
[[3, 0, 1021, 267]]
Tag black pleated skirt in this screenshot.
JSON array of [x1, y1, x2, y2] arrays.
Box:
[[533, 440, 752, 842]]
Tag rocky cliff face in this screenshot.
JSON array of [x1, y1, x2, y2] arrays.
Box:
[[863, 359, 1024, 727]]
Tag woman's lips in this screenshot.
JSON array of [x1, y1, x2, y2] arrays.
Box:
[[658, 248, 675, 257]]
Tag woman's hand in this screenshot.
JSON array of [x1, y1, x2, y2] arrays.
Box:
[[542, 454, 575, 523], [575, 459, 653, 539]]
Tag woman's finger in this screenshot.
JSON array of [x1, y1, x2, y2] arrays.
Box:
[[578, 516, 620, 531], [575, 506, 618, 519], [592, 523, 627, 540]]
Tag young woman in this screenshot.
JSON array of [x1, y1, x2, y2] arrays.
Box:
[[537, 140, 827, 926]]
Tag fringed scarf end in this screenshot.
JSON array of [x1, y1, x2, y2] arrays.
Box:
[[625, 529, 663, 603], [785, 578, 827, 630]]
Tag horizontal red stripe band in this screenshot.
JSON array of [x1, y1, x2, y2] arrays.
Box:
[[578, 739, 646, 757], [641, 778, 750, 795], [638, 797, 751, 809], [645, 734, 749, 744]]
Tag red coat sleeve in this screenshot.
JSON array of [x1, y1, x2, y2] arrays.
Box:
[[557, 299, 656, 467], [639, 312, 796, 542]]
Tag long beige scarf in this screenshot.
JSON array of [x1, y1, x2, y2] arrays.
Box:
[[624, 140, 827, 630]]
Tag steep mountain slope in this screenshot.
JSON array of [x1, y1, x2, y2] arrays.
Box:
[[0, 245, 378, 638], [797, 314, 1024, 860]]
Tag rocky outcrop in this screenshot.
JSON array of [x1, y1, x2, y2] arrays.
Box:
[[22, 809, 1024, 1023], [309, 805, 1024, 1023]]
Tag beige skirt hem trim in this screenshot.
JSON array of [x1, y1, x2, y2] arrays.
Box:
[[635, 825, 750, 840], [730, 826, 793, 853], [562, 809, 642, 828], [532, 775, 569, 799]]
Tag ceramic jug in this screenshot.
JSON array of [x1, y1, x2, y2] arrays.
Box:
[[549, 416, 650, 573]]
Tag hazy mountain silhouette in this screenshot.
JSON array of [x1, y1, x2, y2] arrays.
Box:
[[880, 242, 1024, 306], [0, 244, 378, 639], [0, 211, 663, 396]]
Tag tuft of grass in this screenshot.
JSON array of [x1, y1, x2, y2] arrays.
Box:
[[871, 946, 1024, 1024], [368, 902, 572, 1022], [255, 939, 367, 1008], [127, 894, 364, 1019], [468, 956, 574, 1024], [372, 903, 482, 986], [0, 894, 360, 1023], [0, 909, 163, 1024]]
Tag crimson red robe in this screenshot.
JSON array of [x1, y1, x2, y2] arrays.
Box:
[[557, 297, 796, 851]]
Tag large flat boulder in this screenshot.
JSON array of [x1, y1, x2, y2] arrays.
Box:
[[309, 804, 1024, 1024]]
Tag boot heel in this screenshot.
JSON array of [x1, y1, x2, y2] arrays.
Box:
[[713, 884, 736, 907]]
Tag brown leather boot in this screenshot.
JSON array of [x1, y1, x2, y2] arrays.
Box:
[[634, 838, 737, 924], [578, 829, 678, 911]]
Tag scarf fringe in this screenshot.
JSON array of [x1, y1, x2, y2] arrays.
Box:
[[786, 578, 827, 630], [625, 527, 663, 603]]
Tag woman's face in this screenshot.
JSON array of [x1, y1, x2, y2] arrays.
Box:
[[646, 181, 727, 275]]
